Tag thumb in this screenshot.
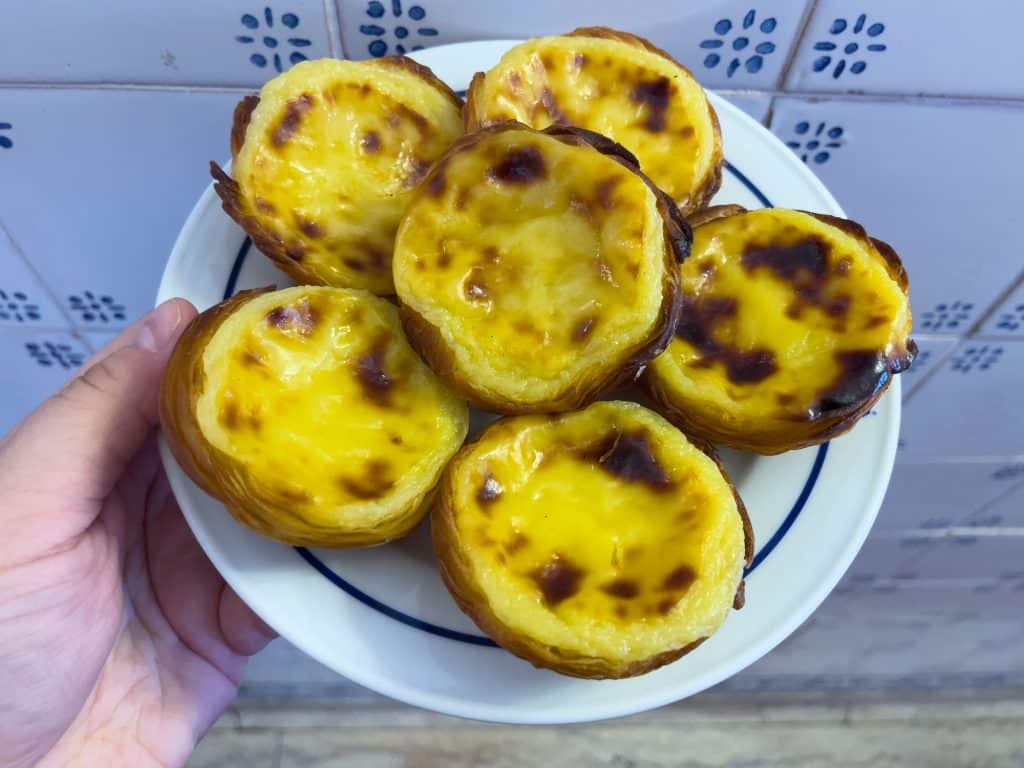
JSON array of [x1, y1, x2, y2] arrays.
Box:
[[1, 298, 197, 514]]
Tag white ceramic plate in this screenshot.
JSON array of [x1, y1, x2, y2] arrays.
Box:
[[157, 40, 900, 724]]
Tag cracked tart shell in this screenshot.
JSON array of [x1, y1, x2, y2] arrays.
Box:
[[160, 286, 469, 547], [464, 27, 723, 215], [211, 57, 463, 295], [645, 207, 916, 454], [393, 122, 689, 414], [433, 400, 752, 679]]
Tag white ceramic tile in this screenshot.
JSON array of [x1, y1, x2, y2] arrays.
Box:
[[0, 327, 88, 436], [746, 584, 1020, 680], [0, 88, 243, 332], [786, 0, 1024, 98], [899, 339, 1024, 460], [980, 278, 1024, 337], [0, 221, 66, 330], [964, 474, 1024, 529], [907, 534, 1024, 582], [901, 336, 956, 400], [338, 0, 810, 90], [843, 534, 921, 583], [716, 91, 772, 123], [770, 99, 1024, 333], [875, 461, 1024, 533], [0, 2, 332, 87]]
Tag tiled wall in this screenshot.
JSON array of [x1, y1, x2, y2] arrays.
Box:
[[2, 1, 1021, 690]]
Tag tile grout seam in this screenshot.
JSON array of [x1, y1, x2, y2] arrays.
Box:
[[0, 217, 81, 337], [773, 0, 821, 91], [1, 83, 1023, 110], [327, 0, 350, 59]]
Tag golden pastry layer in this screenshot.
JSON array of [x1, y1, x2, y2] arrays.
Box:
[[212, 57, 463, 294], [646, 207, 916, 453], [434, 401, 752, 679], [393, 122, 688, 413], [464, 27, 722, 214], [161, 286, 469, 546]]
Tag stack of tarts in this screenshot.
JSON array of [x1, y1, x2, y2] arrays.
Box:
[[161, 29, 915, 680]]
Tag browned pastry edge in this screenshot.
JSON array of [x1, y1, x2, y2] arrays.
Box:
[[399, 121, 687, 414], [431, 408, 750, 678]]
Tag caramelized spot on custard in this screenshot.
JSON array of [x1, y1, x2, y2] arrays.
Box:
[[572, 316, 597, 342], [531, 554, 584, 607], [355, 338, 393, 406], [240, 350, 265, 367], [662, 564, 697, 592], [220, 401, 239, 430], [579, 430, 673, 491], [595, 177, 622, 211], [630, 77, 672, 133], [487, 146, 547, 185], [539, 88, 570, 123], [505, 531, 529, 555], [266, 299, 319, 336], [339, 458, 395, 499], [602, 578, 640, 599], [254, 196, 276, 214], [361, 130, 381, 153], [813, 350, 888, 416], [296, 217, 325, 239], [280, 488, 311, 504], [271, 93, 313, 147], [676, 295, 778, 384], [394, 103, 430, 131]]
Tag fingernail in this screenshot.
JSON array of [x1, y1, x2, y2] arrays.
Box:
[[134, 299, 184, 353]]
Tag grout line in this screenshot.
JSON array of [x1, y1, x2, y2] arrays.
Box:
[[900, 337, 961, 405], [956, 475, 1024, 525], [774, 0, 820, 91], [0, 217, 78, 334], [965, 269, 1024, 336], [0, 81, 1022, 109], [271, 729, 284, 768], [763, 94, 777, 129], [0, 81, 254, 94], [326, 0, 350, 59], [320, 0, 338, 58], [719, 88, 1024, 109], [902, 274, 1024, 405], [867, 527, 1024, 541], [895, 455, 1024, 467]]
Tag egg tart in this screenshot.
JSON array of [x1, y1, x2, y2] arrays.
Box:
[[211, 57, 463, 294], [434, 400, 751, 678], [464, 27, 722, 214], [645, 207, 916, 454], [393, 122, 688, 413], [160, 286, 469, 546]]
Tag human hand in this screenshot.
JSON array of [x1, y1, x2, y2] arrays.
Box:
[[0, 299, 276, 768]]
